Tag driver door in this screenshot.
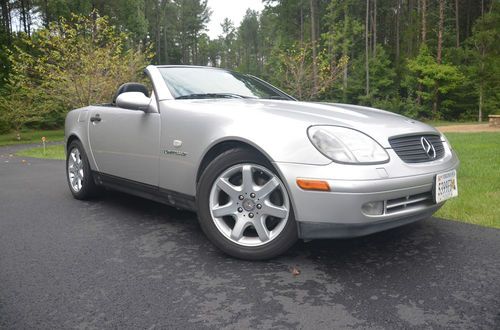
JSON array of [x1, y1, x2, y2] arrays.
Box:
[[88, 93, 160, 187]]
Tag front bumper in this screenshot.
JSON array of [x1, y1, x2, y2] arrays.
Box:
[[274, 149, 459, 239]]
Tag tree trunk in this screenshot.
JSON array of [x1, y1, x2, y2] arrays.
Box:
[[396, 0, 400, 65], [43, 0, 49, 27], [156, 6, 161, 64], [478, 84, 483, 122], [0, 0, 11, 42], [20, 0, 27, 34], [465, 0, 470, 38], [309, 0, 318, 97], [373, 0, 377, 57], [421, 0, 426, 44], [437, 0, 444, 64], [161, 0, 168, 64], [433, 0, 445, 119], [478, 47, 485, 122], [409, 0, 414, 54], [164, 24, 168, 64], [300, 1, 304, 46], [342, 4, 349, 102], [365, 0, 370, 97], [455, 0, 460, 47]]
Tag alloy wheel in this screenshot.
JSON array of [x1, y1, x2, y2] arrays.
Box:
[[209, 163, 290, 247]]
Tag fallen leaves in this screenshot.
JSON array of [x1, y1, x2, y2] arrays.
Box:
[[290, 266, 301, 276]]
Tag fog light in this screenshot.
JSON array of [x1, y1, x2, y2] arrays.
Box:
[[362, 201, 384, 215]]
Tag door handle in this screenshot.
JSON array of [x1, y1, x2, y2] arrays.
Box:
[[90, 114, 101, 122]]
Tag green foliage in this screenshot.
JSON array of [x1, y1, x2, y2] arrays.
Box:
[[406, 45, 464, 119], [464, 5, 500, 120], [0, 12, 152, 134], [35, 0, 148, 42], [0, 0, 499, 125], [237, 10, 261, 74], [272, 42, 348, 100], [348, 46, 397, 106]]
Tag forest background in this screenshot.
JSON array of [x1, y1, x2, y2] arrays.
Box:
[[0, 0, 498, 134]]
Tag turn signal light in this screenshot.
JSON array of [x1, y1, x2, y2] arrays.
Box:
[[296, 179, 330, 192]]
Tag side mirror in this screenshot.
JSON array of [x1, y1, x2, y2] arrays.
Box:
[[116, 92, 151, 112]]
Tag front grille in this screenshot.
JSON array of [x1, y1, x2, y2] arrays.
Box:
[[385, 191, 434, 214], [389, 134, 445, 163]]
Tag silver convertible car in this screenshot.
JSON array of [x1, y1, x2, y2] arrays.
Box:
[[65, 65, 459, 260]]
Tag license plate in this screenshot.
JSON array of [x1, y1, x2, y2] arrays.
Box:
[[435, 170, 458, 203]]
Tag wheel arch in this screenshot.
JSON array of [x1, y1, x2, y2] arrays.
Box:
[[196, 139, 272, 184], [66, 134, 81, 151], [195, 138, 298, 218]]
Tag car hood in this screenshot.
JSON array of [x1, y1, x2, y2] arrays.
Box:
[[176, 99, 439, 148]]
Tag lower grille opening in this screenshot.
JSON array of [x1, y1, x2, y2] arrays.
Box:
[[385, 191, 434, 214]]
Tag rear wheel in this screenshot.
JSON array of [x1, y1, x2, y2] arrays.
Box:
[[66, 140, 99, 200], [197, 148, 298, 260]]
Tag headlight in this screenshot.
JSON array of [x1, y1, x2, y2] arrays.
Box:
[[308, 126, 389, 164]]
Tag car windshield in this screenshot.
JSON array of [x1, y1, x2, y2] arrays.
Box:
[[158, 67, 294, 100]]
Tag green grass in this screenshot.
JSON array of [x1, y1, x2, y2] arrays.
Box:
[[0, 129, 64, 146], [436, 132, 500, 229], [16, 144, 66, 160]]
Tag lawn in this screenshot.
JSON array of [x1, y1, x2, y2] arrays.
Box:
[[436, 132, 500, 229], [16, 144, 66, 160], [423, 120, 478, 127], [0, 129, 64, 146]]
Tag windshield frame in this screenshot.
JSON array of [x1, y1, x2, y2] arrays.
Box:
[[157, 66, 296, 101]]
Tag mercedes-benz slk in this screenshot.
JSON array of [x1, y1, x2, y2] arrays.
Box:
[[65, 65, 459, 260]]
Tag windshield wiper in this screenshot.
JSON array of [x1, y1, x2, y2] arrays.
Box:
[[176, 93, 252, 100], [264, 95, 292, 100]]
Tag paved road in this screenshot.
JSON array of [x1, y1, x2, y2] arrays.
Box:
[[1, 146, 499, 329]]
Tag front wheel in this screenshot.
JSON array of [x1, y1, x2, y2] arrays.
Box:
[[197, 148, 298, 260]]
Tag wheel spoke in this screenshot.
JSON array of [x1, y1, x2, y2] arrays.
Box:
[[231, 219, 251, 241], [216, 177, 240, 196], [256, 177, 279, 199], [253, 217, 270, 242], [263, 203, 288, 219], [212, 203, 235, 218], [71, 152, 77, 163], [241, 165, 254, 190]]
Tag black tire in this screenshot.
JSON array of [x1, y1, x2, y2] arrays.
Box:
[[196, 148, 298, 260], [66, 140, 100, 200]]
